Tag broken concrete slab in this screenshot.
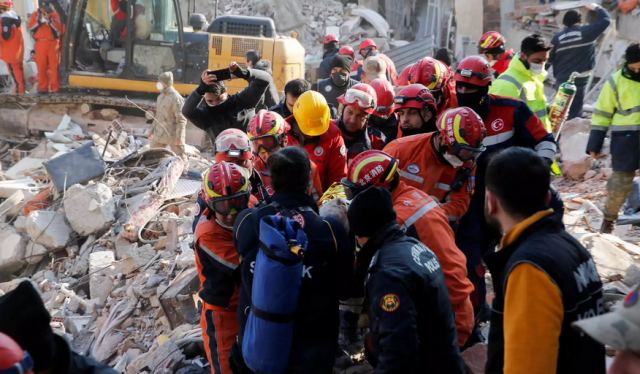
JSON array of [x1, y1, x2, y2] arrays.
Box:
[[125, 337, 185, 374], [26, 210, 72, 250], [63, 183, 116, 236], [89, 250, 115, 304], [0, 225, 27, 274], [4, 157, 46, 180], [560, 132, 592, 181], [351, 7, 390, 37], [624, 264, 640, 287], [0, 178, 42, 199], [581, 234, 636, 279], [0, 190, 28, 218], [159, 268, 200, 329], [24, 241, 48, 265]]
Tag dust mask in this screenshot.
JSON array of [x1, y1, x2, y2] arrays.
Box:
[[443, 152, 464, 168], [529, 62, 544, 75], [156, 82, 165, 91]]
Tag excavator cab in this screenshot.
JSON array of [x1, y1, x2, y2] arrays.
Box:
[[63, 0, 305, 96]]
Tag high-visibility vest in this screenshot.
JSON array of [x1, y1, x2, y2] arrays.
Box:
[[592, 69, 640, 132]]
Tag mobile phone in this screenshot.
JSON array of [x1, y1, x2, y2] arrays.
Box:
[[207, 68, 232, 81]]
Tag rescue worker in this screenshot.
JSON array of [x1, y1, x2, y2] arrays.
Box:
[[397, 63, 415, 87], [247, 109, 323, 200], [0, 281, 117, 373], [150, 72, 187, 162], [291, 90, 347, 191], [409, 57, 457, 115], [336, 83, 386, 159], [550, 3, 610, 120], [188, 13, 208, 32], [358, 38, 398, 84], [346, 186, 465, 373], [28, 0, 62, 94], [183, 62, 273, 142], [484, 147, 604, 374], [434, 47, 454, 67], [368, 78, 398, 141], [361, 55, 387, 84], [454, 55, 557, 318], [109, 0, 127, 46], [231, 146, 354, 373], [338, 45, 362, 81], [317, 54, 358, 113], [195, 162, 253, 374], [392, 83, 438, 137], [587, 43, 640, 234], [478, 31, 514, 77], [317, 34, 340, 81], [343, 150, 475, 345], [383, 107, 487, 224], [0, 0, 25, 95], [269, 78, 310, 118], [0, 332, 33, 374], [490, 34, 553, 131]]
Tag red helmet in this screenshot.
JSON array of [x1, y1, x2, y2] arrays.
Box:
[[409, 57, 452, 91], [0, 332, 34, 374], [338, 46, 355, 60], [478, 31, 506, 53], [342, 150, 399, 198], [359, 39, 377, 52], [214, 128, 252, 163], [393, 84, 437, 113], [0, 0, 13, 8], [454, 56, 494, 87], [437, 107, 487, 161], [247, 110, 288, 153], [397, 63, 414, 86], [323, 34, 338, 45], [370, 78, 395, 117], [337, 83, 377, 115], [202, 162, 251, 215]]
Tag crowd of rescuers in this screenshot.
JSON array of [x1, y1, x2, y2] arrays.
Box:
[[4, 30, 640, 374]]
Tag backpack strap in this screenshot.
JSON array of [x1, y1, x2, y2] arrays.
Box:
[[251, 304, 296, 323]]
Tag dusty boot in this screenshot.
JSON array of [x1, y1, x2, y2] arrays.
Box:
[[600, 219, 614, 234]]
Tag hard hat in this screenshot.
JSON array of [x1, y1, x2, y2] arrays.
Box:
[[454, 56, 494, 87], [247, 110, 288, 152], [437, 107, 487, 161], [293, 91, 331, 137], [397, 63, 415, 86], [323, 34, 339, 45], [359, 39, 377, 52], [478, 31, 506, 53], [409, 57, 451, 91], [202, 162, 251, 216], [188, 13, 207, 30], [337, 83, 377, 115], [214, 128, 252, 163], [342, 150, 398, 198], [338, 46, 355, 60], [0, 332, 34, 374], [369, 78, 395, 117], [0, 0, 13, 9], [393, 84, 437, 113]]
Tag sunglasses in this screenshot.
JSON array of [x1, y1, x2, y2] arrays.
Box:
[[207, 192, 250, 216]]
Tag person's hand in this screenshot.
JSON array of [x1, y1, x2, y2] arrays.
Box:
[[590, 151, 604, 160], [200, 70, 218, 85], [230, 62, 250, 79]]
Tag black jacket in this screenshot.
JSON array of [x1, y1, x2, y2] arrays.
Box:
[[52, 335, 117, 374], [484, 215, 605, 374], [233, 191, 354, 373], [317, 47, 339, 81], [317, 77, 359, 115], [182, 69, 273, 141], [269, 100, 293, 118], [360, 224, 465, 374]]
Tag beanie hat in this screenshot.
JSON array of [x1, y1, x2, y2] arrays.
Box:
[[563, 10, 582, 27], [626, 43, 640, 64], [0, 281, 56, 371], [158, 71, 173, 86], [331, 55, 352, 73], [347, 186, 396, 237]]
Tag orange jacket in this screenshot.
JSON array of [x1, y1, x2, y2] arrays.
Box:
[[28, 9, 62, 40], [392, 181, 474, 345], [383, 133, 475, 222], [0, 11, 24, 64]]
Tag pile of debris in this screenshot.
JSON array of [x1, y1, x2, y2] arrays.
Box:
[[0, 116, 212, 373]]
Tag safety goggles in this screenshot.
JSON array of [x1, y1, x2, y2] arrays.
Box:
[[451, 143, 486, 161], [0, 351, 33, 374], [343, 89, 375, 109], [456, 68, 491, 81], [393, 95, 432, 105], [375, 105, 393, 115], [251, 135, 281, 153], [207, 192, 250, 216]]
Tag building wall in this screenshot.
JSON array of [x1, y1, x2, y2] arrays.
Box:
[[455, 0, 484, 58]]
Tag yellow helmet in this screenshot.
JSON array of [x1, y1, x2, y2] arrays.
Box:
[[293, 91, 331, 137]]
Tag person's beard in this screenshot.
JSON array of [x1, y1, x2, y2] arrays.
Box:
[[484, 199, 502, 233]]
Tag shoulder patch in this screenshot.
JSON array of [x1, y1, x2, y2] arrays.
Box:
[[490, 118, 505, 132], [314, 146, 324, 157], [381, 293, 400, 312], [406, 163, 420, 174]]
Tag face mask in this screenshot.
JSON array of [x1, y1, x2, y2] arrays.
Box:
[[331, 72, 349, 87], [443, 152, 464, 168], [529, 62, 544, 75], [156, 82, 165, 91], [622, 65, 640, 82]]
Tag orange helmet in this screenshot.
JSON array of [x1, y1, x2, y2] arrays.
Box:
[[478, 31, 506, 53], [397, 63, 414, 86], [0, 332, 34, 374], [337, 83, 377, 114], [369, 78, 395, 117], [359, 39, 377, 52], [247, 110, 288, 153], [338, 46, 355, 60], [455, 56, 494, 87], [214, 128, 252, 163], [393, 84, 437, 113], [323, 34, 338, 45], [202, 162, 251, 215], [342, 150, 399, 198], [409, 57, 452, 91], [437, 107, 487, 161]]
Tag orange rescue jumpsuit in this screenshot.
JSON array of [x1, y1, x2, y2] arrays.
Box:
[[194, 212, 241, 374], [0, 10, 25, 94], [384, 132, 475, 223], [28, 8, 62, 93], [392, 181, 474, 345]]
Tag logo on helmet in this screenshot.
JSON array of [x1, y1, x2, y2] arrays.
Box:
[[407, 164, 420, 174], [314, 146, 324, 157], [490, 119, 504, 132]]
